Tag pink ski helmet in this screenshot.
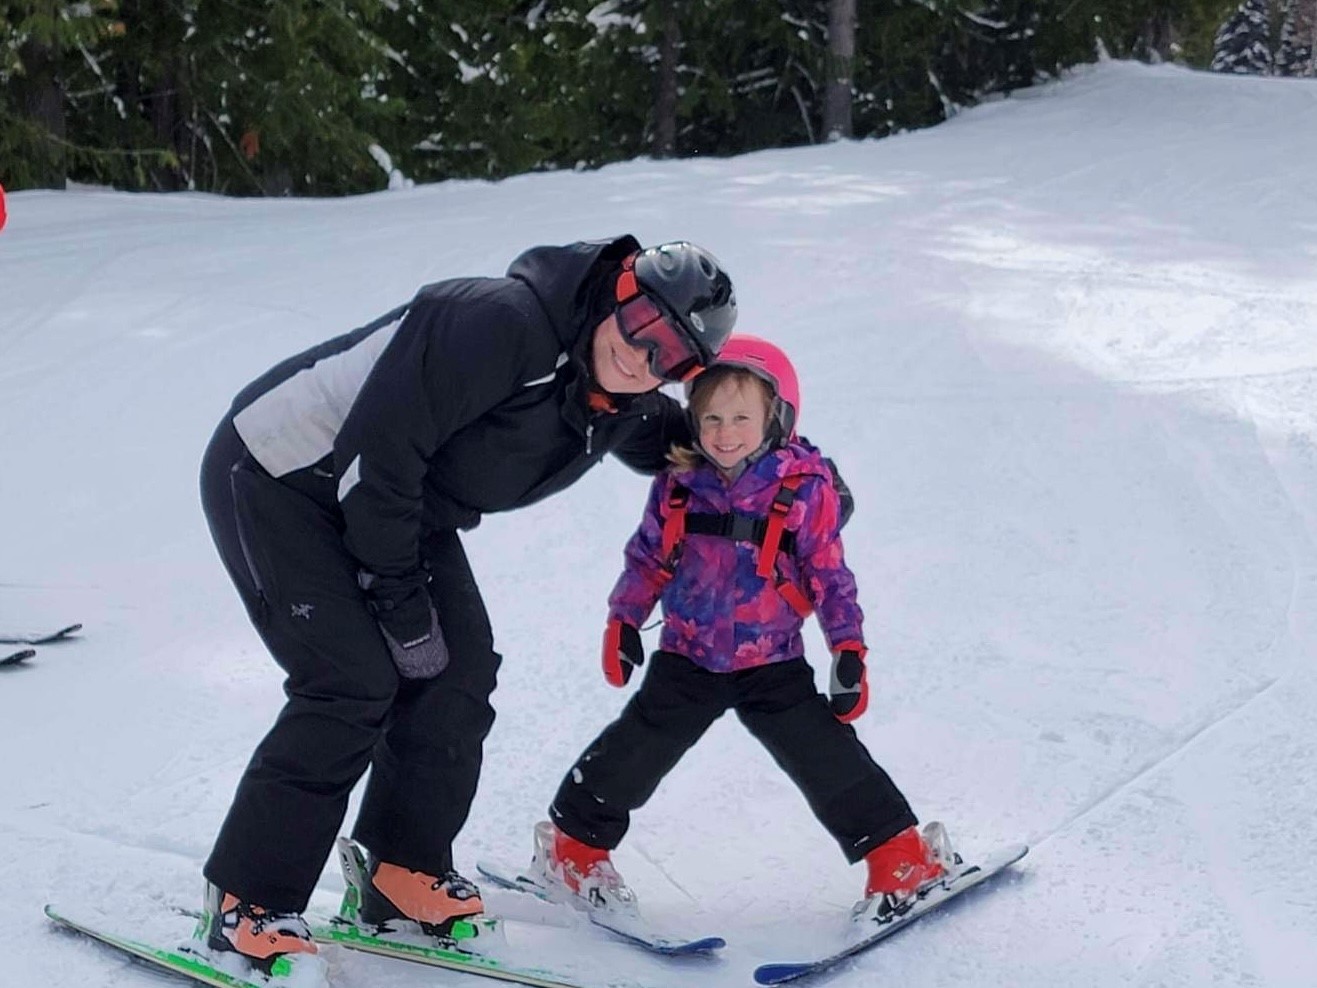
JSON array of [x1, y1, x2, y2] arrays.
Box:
[[691, 333, 800, 444]]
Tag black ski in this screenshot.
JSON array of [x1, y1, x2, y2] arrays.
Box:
[[0, 622, 83, 645], [1, 648, 36, 667]]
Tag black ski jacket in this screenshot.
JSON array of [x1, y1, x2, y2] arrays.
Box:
[[227, 235, 690, 581]]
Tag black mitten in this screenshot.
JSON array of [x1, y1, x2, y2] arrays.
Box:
[[359, 570, 449, 680]]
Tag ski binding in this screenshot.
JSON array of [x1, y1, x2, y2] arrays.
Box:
[[753, 842, 1028, 984], [322, 836, 626, 987]]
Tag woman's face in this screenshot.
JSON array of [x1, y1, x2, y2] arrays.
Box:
[[590, 314, 664, 394], [697, 376, 770, 472]]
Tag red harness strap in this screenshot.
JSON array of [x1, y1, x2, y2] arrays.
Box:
[[758, 476, 811, 617], [660, 484, 690, 564], [756, 476, 803, 577], [775, 575, 813, 618], [659, 476, 812, 617]]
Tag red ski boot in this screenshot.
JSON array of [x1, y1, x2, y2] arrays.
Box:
[[856, 822, 957, 923], [532, 820, 638, 917]]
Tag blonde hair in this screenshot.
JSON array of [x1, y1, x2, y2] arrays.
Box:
[[667, 365, 774, 470]]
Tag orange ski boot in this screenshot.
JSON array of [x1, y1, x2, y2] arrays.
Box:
[[360, 857, 484, 937], [202, 882, 317, 974]]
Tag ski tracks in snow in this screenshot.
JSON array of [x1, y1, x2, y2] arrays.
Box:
[[1029, 673, 1282, 850]]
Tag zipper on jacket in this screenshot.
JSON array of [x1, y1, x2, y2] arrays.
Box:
[[586, 422, 594, 456]]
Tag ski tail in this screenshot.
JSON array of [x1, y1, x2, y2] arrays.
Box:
[[308, 914, 594, 988], [45, 904, 325, 988]]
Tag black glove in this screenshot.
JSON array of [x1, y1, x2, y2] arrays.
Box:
[[602, 618, 644, 687], [359, 569, 449, 680], [828, 642, 869, 723]]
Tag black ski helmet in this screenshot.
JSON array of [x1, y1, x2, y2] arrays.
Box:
[[631, 242, 737, 364]]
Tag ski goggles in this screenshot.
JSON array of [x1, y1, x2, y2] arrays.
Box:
[[614, 265, 704, 383], [615, 294, 704, 383]]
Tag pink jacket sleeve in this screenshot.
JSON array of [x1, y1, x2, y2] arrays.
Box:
[[793, 475, 865, 649], [606, 474, 673, 628]]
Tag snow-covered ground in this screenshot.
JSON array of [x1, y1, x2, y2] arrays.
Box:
[[3, 60, 1316, 988]]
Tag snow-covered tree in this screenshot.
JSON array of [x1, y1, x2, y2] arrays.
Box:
[[0, 0, 124, 188], [1277, 0, 1316, 74], [0, 0, 1280, 195], [1211, 0, 1276, 73]]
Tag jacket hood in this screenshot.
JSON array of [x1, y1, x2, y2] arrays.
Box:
[[505, 235, 641, 353]]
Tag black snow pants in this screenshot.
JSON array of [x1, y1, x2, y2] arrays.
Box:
[[199, 420, 502, 912], [549, 651, 916, 864]]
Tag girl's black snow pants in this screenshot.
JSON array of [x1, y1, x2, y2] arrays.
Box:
[[199, 419, 501, 913], [549, 651, 916, 864]]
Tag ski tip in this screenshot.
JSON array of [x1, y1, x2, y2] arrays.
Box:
[[643, 935, 726, 955], [43, 903, 90, 932], [996, 843, 1030, 867], [690, 935, 727, 951], [43, 623, 84, 642], [754, 962, 813, 985], [44, 903, 94, 928], [587, 917, 726, 955], [2, 649, 36, 667]]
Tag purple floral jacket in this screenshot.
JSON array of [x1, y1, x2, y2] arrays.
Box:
[[607, 441, 864, 672]]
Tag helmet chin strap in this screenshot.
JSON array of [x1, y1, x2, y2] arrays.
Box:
[[769, 398, 792, 444]]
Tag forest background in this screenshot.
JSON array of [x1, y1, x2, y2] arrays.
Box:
[[2, 0, 1313, 196]]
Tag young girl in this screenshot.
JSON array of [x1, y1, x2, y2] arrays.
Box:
[[527, 334, 954, 925]]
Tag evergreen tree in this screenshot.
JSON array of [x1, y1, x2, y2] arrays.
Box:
[[0, 0, 135, 188], [65, 0, 191, 190], [579, 0, 832, 158], [1211, 0, 1275, 72], [0, 0, 1282, 196], [374, 0, 649, 182], [179, 0, 401, 195], [932, 0, 1044, 105], [1277, 0, 1316, 74], [1037, 0, 1239, 68], [850, 0, 951, 139]]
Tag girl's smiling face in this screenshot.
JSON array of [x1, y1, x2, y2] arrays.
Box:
[[697, 375, 770, 472]]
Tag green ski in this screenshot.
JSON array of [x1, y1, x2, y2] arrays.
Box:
[[44, 904, 318, 988], [310, 916, 629, 988], [320, 835, 633, 988]]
